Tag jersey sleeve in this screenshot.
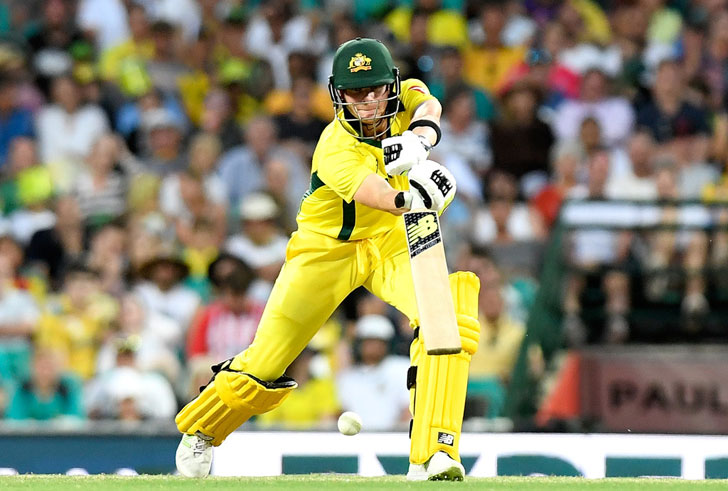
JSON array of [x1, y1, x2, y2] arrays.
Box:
[[400, 79, 437, 115], [315, 146, 378, 203]]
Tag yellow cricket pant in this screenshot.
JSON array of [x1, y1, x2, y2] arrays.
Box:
[[230, 224, 418, 379]]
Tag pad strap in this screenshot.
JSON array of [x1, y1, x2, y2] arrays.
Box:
[[177, 360, 297, 446]]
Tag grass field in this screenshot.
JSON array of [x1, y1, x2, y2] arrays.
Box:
[[1, 475, 728, 490]]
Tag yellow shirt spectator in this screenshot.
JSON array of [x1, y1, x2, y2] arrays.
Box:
[[385, 7, 468, 48], [178, 70, 211, 126], [462, 44, 526, 94], [98, 39, 155, 83], [264, 85, 334, 123], [256, 377, 340, 429], [35, 294, 118, 380], [569, 0, 611, 45], [469, 313, 525, 382]]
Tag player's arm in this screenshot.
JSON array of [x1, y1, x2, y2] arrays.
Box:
[[353, 173, 411, 216], [382, 99, 443, 176], [410, 98, 442, 149], [353, 160, 456, 215]]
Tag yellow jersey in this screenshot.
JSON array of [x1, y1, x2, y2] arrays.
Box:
[[297, 79, 436, 241]]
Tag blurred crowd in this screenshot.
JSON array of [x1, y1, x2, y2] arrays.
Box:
[[0, 0, 727, 430]]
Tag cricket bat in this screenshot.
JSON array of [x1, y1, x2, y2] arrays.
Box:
[[404, 199, 462, 355]]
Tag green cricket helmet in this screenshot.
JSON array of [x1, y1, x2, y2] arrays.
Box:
[[328, 37, 401, 140]]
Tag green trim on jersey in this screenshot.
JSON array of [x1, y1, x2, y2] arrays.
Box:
[[337, 200, 357, 240], [302, 171, 325, 201]]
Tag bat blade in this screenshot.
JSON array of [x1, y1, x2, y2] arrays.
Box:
[[404, 209, 461, 355]]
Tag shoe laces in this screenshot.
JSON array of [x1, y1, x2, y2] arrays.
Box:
[[191, 433, 212, 456]]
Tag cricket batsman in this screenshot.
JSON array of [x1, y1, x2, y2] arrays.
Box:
[[175, 37, 481, 481]]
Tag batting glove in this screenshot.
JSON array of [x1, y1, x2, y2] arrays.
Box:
[[407, 160, 457, 213], [382, 130, 432, 176]]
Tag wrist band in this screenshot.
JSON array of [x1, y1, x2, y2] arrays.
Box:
[[408, 119, 441, 146], [394, 191, 414, 209], [394, 192, 405, 208]]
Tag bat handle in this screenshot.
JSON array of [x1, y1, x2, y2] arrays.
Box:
[[410, 192, 426, 210]]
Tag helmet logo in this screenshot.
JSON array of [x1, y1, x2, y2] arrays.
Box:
[[348, 53, 372, 73]]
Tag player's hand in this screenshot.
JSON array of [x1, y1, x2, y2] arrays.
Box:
[[382, 130, 431, 176], [408, 160, 456, 213]]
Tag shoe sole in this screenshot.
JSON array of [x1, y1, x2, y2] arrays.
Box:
[[428, 465, 464, 481]]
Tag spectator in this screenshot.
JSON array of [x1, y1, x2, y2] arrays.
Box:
[[8, 164, 55, 246], [272, 77, 329, 157], [217, 115, 308, 215], [73, 133, 130, 229], [177, 28, 215, 128], [187, 264, 263, 362], [152, 0, 202, 43], [256, 348, 339, 430], [498, 26, 581, 106], [115, 87, 188, 155], [472, 171, 546, 246], [552, 68, 635, 149], [5, 347, 84, 421], [216, 8, 275, 104], [434, 88, 492, 204], [636, 59, 715, 199], [462, 2, 527, 94], [428, 46, 497, 122], [0, 75, 34, 168], [489, 80, 554, 194], [25, 195, 85, 290], [385, 0, 468, 49], [98, 3, 154, 85], [336, 315, 411, 431], [37, 74, 109, 192], [638, 158, 710, 325], [198, 89, 243, 151], [85, 221, 127, 296], [264, 51, 335, 125], [24, 0, 85, 94], [133, 249, 201, 331], [159, 132, 227, 224], [0, 137, 40, 215], [35, 262, 118, 380], [96, 294, 181, 382], [393, 8, 440, 82], [85, 340, 177, 421], [530, 140, 583, 229], [562, 149, 632, 345], [0, 251, 40, 383], [606, 131, 659, 201], [171, 174, 227, 251], [467, 254, 525, 418], [224, 193, 288, 303], [140, 108, 187, 176], [636, 59, 710, 150], [76, 0, 130, 53], [245, 0, 327, 90], [146, 20, 189, 96]]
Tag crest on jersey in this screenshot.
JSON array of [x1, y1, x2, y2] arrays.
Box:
[[348, 53, 372, 73]]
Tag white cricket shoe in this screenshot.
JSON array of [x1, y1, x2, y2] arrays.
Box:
[[176, 432, 213, 478], [406, 451, 465, 481], [406, 463, 428, 481]]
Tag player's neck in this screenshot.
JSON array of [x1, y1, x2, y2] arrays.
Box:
[[362, 120, 388, 139]]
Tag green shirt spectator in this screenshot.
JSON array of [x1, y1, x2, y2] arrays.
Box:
[[5, 348, 85, 421]]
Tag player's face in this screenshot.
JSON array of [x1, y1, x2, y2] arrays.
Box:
[[342, 85, 390, 123]]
